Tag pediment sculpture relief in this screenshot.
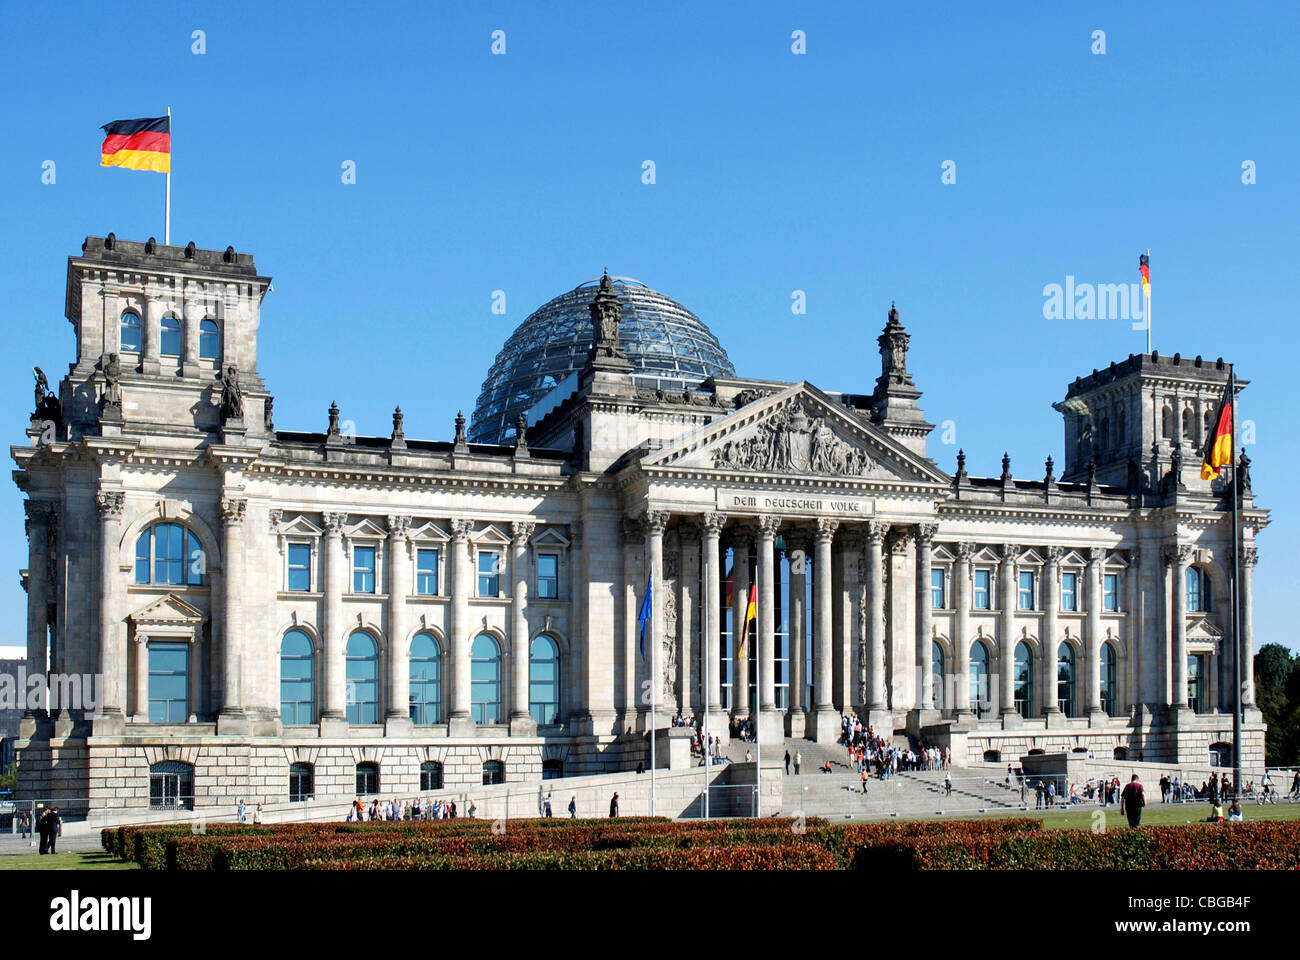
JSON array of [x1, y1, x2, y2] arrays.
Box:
[[712, 399, 876, 476]]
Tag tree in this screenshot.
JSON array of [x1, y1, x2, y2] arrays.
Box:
[[1255, 645, 1300, 767]]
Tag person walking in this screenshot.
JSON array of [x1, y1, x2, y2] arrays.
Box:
[[253, 802, 263, 825], [568, 796, 577, 818], [784, 750, 791, 775], [609, 792, 620, 818], [793, 750, 801, 775], [236, 798, 246, 824], [1120, 774, 1146, 829], [861, 766, 869, 795], [36, 808, 50, 855], [945, 771, 953, 797], [46, 808, 62, 854], [543, 793, 553, 818]]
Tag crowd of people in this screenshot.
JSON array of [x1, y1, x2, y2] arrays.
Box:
[[346, 796, 461, 821]]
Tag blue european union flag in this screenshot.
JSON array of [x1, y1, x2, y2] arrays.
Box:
[[637, 573, 652, 660]]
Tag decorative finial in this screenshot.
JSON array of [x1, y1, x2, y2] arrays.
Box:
[[1087, 455, 1098, 484], [1045, 455, 1055, 484], [392, 405, 404, 441], [1001, 452, 1012, 481], [514, 414, 529, 454], [454, 410, 467, 446], [955, 448, 967, 481], [327, 401, 340, 437]]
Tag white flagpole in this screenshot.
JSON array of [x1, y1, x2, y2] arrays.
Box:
[[165, 106, 172, 245], [702, 546, 710, 820], [1145, 248, 1151, 353], [650, 575, 657, 818]]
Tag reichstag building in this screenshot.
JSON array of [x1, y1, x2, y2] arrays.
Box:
[[14, 235, 1266, 813]]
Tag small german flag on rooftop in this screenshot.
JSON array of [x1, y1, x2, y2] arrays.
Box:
[[100, 116, 170, 173]]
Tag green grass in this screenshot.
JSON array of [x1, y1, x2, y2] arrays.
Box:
[[0, 850, 137, 871], [1037, 800, 1300, 830]]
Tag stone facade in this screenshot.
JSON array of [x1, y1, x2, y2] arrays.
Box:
[[12, 237, 1268, 815]]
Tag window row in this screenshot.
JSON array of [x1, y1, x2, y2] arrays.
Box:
[[284, 543, 561, 599], [927, 568, 1122, 612], [282, 629, 562, 727], [119, 310, 220, 359], [961, 639, 1121, 720]]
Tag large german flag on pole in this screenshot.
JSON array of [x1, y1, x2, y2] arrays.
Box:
[[100, 116, 170, 173], [1200, 382, 1234, 479]]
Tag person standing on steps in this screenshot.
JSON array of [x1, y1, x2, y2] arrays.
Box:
[[945, 771, 952, 797], [861, 766, 869, 795], [784, 749, 791, 775], [793, 750, 801, 775], [568, 796, 577, 818], [609, 792, 620, 818]]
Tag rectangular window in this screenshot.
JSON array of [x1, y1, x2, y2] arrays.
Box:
[[287, 543, 312, 592], [974, 570, 991, 610], [353, 546, 376, 594], [537, 553, 559, 599], [148, 642, 189, 723], [416, 548, 439, 596], [930, 568, 945, 609], [1061, 572, 1078, 612], [478, 551, 499, 597], [1104, 573, 1119, 612], [1018, 571, 1036, 611]]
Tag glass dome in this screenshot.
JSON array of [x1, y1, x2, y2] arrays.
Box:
[[469, 276, 736, 444]]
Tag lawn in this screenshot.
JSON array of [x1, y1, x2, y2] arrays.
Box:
[[1038, 800, 1300, 830], [0, 850, 136, 871]]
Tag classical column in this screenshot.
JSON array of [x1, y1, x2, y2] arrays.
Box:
[[786, 540, 806, 732], [216, 497, 248, 731], [731, 531, 752, 717], [95, 491, 126, 722], [1041, 546, 1062, 718], [643, 510, 669, 722], [1086, 546, 1105, 718], [321, 512, 348, 725], [1127, 548, 1143, 717], [385, 515, 412, 733], [23, 502, 51, 718], [866, 521, 889, 717], [834, 533, 860, 714], [755, 515, 781, 740], [701, 513, 726, 723], [913, 523, 936, 712], [620, 517, 645, 731], [810, 518, 839, 741], [953, 542, 974, 717], [509, 520, 536, 734], [131, 634, 150, 721], [448, 518, 474, 733], [1166, 544, 1191, 709], [887, 531, 913, 710], [998, 543, 1019, 719], [1240, 545, 1258, 709]]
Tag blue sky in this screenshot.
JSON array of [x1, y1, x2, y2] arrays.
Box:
[[0, 1, 1295, 654]]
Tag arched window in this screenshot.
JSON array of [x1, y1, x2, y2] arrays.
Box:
[[1208, 742, 1232, 767], [199, 319, 219, 360], [289, 762, 314, 802], [160, 315, 181, 357], [1186, 566, 1212, 612], [1057, 643, 1077, 717], [931, 641, 945, 711], [1161, 405, 1173, 439], [1181, 407, 1195, 444], [983, 750, 1001, 764], [135, 523, 205, 585], [1099, 417, 1110, 451], [529, 634, 561, 725], [420, 761, 443, 791], [1113, 747, 1128, 761], [409, 632, 441, 725], [969, 641, 990, 718], [1100, 642, 1118, 717], [1014, 642, 1034, 719], [345, 631, 379, 724], [542, 759, 563, 780], [149, 760, 194, 809], [482, 759, 505, 785], [470, 634, 502, 724], [356, 761, 380, 795], [1203, 407, 1214, 439], [1117, 407, 1127, 445], [1188, 653, 1207, 713], [120, 311, 142, 353], [280, 629, 314, 725]]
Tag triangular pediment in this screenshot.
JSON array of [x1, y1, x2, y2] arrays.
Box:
[[642, 382, 948, 485], [279, 515, 323, 538], [533, 527, 570, 548], [409, 521, 449, 543], [471, 523, 512, 546], [129, 593, 206, 627], [346, 517, 387, 540], [1186, 616, 1223, 642]]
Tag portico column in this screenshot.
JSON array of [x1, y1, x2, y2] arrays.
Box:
[[702, 513, 726, 718], [834, 534, 860, 714], [509, 520, 536, 734], [913, 523, 936, 712], [132, 635, 149, 721], [1042, 546, 1062, 717], [755, 515, 781, 742], [810, 518, 839, 742], [448, 519, 474, 733], [732, 532, 752, 717], [1086, 546, 1105, 718], [95, 491, 126, 721], [643, 511, 669, 722], [1127, 548, 1143, 717], [321, 512, 348, 725], [23, 502, 51, 718], [1166, 545, 1190, 709], [787, 541, 806, 731], [999, 543, 1019, 719], [385, 515, 413, 734], [866, 521, 889, 718], [218, 497, 248, 732], [953, 542, 974, 717], [1240, 546, 1258, 708]]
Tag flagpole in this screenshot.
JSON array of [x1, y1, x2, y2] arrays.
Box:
[[651, 571, 657, 819], [164, 106, 172, 245], [703, 545, 710, 820], [1229, 365, 1243, 797], [1145, 248, 1151, 354]]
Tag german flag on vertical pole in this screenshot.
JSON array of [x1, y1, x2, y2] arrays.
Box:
[[738, 584, 756, 652], [1139, 253, 1150, 300], [100, 116, 171, 173], [1200, 382, 1234, 479]]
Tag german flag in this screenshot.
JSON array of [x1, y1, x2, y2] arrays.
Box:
[[738, 584, 756, 652], [1139, 253, 1150, 300], [100, 116, 170, 173], [1200, 383, 1233, 480]]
